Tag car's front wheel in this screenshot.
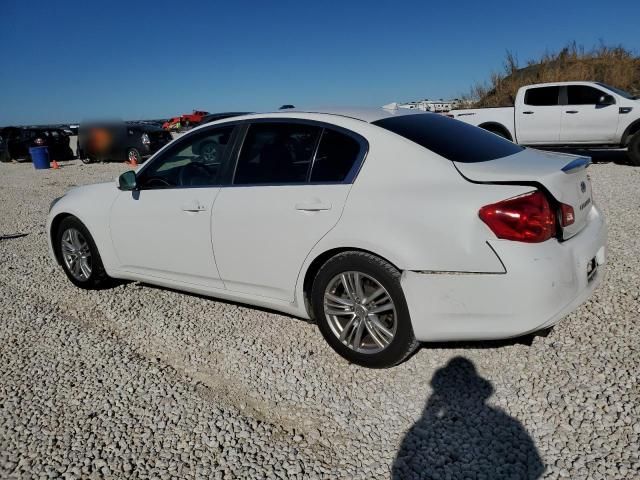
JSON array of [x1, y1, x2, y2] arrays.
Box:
[[55, 216, 113, 289], [628, 133, 640, 166], [311, 251, 419, 368]]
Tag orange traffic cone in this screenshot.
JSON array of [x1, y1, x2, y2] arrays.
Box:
[[51, 160, 60, 169]]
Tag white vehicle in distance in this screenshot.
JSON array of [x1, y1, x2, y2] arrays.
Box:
[[47, 108, 607, 368], [449, 81, 640, 165]]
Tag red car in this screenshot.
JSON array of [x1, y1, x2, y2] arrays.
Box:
[[162, 110, 210, 130]]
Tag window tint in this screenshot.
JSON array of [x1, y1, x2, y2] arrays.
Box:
[[138, 125, 235, 188], [524, 86, 560, 106], [567, 85, 608, 105], [372, 114, 523, 163], [596, 82, 635, 100], [310, 129, 361, 182], [234, 123, 321, 185]]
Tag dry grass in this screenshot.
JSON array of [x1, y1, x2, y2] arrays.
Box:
[[461, 42, 640, 108]]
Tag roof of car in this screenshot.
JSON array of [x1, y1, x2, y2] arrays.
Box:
[[276, 106, 425, 123]]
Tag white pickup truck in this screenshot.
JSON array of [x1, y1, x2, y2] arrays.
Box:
[[449, 81, 640, 165]]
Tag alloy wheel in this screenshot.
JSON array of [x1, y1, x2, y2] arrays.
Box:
[[201, 144, 217, 162], [324, 271, 397, 354], [61, 228, 92, 281]]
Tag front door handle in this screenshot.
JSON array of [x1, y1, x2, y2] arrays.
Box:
[[182, 201, 206, 212], [566, 110, 579, 114], [295, 201, 332, 211], [522, 111, 534, 115]]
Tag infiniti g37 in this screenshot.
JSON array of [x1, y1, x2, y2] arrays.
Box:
[[47, 109, 607, 368]]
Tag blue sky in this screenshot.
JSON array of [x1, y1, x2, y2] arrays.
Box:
[[1, 0, 638, 125]]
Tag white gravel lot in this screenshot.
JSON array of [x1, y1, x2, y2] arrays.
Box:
[[0, 158, 638, 479]]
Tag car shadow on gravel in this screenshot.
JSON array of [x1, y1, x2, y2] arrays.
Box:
[[391, 357, 544, 480]]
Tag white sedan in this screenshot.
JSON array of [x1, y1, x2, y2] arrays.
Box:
[[47, 108, 607, 368]]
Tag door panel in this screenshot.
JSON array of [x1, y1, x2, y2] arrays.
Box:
[[108, 123, 239, 288], [211, 184, 351, 301], [516, 106, 562, 144], [560, 86, 619, 142], [516, 86, 562, 144], [110, 188, 223, 287]]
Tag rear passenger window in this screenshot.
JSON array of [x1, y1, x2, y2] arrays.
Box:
[[524, 86, 560, 106], [310, 129, 361, 182], [234, 123, 321, 185]]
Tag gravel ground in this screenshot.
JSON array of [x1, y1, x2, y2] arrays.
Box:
[[0, 158, 638, 479]]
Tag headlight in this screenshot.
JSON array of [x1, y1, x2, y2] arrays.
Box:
[[49, 196, 63, 212]]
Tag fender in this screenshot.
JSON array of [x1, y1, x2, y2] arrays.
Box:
[[621, 118, 640, 146], [478, 122, 514, 141]]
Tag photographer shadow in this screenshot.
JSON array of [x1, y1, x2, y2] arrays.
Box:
[[392, 357, 544, 479]]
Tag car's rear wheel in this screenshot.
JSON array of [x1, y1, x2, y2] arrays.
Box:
[[127, 148, 141, 164], [55, 216, 113, 289], [311, 251, 419, 368], [628, 133, 640, 166]]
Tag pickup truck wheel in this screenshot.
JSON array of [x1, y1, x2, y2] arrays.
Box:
[[484, 127, 509, 139], [628, 133, 640, 166]]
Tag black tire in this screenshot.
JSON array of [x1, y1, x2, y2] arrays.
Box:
[[628, 133, 640, 166], [126, 148, 141, 164], [311, 251, 419, 368], [54, 216, 113, 289], [80, 154, 93, 164], [484, 127, 509, 140]]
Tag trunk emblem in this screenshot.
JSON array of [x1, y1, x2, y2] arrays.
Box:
[[580, 181, 587, 193]]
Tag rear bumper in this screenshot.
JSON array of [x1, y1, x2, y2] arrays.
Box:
[[402, 206, 607, 342]]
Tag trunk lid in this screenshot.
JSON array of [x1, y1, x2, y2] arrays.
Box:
[[454, 148, 593, 240]]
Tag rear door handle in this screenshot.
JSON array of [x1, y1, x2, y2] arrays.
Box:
[[295, 201, 332, 211], [182, 201, 207, 212], [565, 110, 579, 114], [522, 111, 534, 115]]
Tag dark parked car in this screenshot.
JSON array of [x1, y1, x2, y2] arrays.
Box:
[[0, 134, 8, 162], [0, 127, 75, 162], [78, 122, 173, 164], [199, 112, 250, 126]]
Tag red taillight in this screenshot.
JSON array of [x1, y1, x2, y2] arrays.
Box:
[[560, 203, 575, 227], [479, 190, 556, 243]]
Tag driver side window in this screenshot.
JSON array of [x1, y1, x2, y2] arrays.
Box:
[[138, 125, 235, 189]]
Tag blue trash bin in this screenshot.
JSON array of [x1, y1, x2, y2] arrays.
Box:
[[30, 146, 50, 169]]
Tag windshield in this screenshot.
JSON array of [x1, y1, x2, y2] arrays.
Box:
[[596, 83, 637, 100], [372, 113, 524, 163]]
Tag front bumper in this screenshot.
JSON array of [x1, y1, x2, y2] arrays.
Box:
[[402, 206, 607, 342]]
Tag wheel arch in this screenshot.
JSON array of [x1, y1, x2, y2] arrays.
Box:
[[301, 246, 402, 318], [621, 119, 640, 145], [478, 122, 513, 141], [49, 212, 78, 265]]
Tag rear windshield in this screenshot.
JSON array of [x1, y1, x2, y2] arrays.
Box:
[[372, 113, 524, 163]]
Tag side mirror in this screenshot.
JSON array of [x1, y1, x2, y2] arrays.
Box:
[[118, 170, 137, 191], [597, 94, 615, 106]]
